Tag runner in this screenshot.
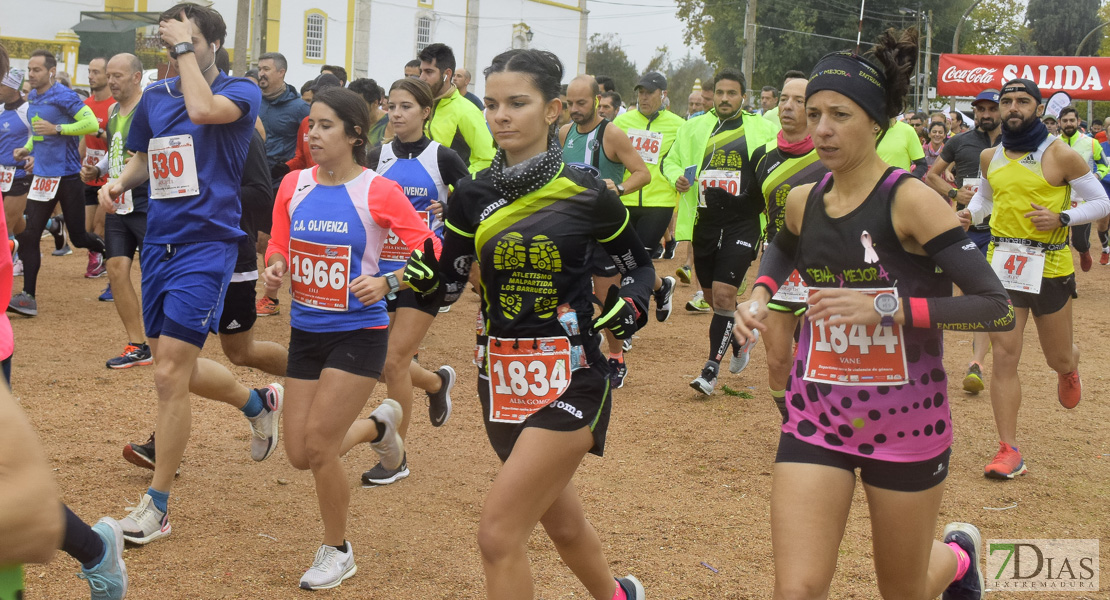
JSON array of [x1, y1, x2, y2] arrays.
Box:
[[452, 67, 485, 110], [1057, 106, 1109, 272], [735, 32, 1013, 599], [559, 73, 650, 388], [359, 77, 466, 486], [598, 91, 621, 121], [1043, 113, 1058, 136], [612, 71, 683, 322], [11, 49, 107, 317], [98, 3, 282, 545], [0, 68, 30, 241], [958, 78, 1110, 479], [348, 78, 390, 147], [876, 115, 927, 176], [263, 86, 436, 589], [79, 56, 111, 282], [418, 43, 495, 172], [80, 53, 152, 369], [402, 47, 649, 600], [404, 59, 421, 79], [663, 67, 777, 395], [922, 122, 947, 169], [749, 69, 827, 416], [925, 88, 1001, 395]]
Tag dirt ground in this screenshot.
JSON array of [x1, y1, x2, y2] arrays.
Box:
[[13, 246, 1110, 600]]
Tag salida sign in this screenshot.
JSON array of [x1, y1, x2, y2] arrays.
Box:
[[938, 54, 1110, 100]]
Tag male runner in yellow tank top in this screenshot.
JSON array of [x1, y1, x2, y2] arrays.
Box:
[[958, 79, 1110, 480]]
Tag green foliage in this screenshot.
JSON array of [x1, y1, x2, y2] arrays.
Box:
[[585, 33, 640, 100], [1027, 0, 1101, 56], [960, 0, 1034, 55], [666, 53, 715, 116]]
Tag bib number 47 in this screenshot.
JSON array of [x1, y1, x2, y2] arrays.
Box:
[[1002, 253, 1028, 275], [491, 359, 568, 397]]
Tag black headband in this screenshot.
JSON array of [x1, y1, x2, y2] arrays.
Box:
[[1000, 78, 1042, 105], [806, 52, 888, 127]]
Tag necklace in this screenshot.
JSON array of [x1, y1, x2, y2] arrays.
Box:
[[320, 162, 362, 186]]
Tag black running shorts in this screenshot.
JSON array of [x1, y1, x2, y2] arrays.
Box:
[[84, 184, 101, 207], [219, 279, 259, 335], [5, 175, 32, 197], [287, 326, 387, 380], [479, 364, 611, 462], [1006, 274, 1076, 317], [776, 431, 951, 492], [104, 211, 147, 260], [385, 288, 439, 317], [692, 221, 759, 289], [627, 206, 674, 252]]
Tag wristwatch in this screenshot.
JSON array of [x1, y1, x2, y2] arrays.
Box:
[[1059, 212, 1071, 226], [615, 183, 626, 195], [384, 272, 401, 297], [873, 291, 899, 327], [55, 124, 63, 134], [947, 188, 958, 200], [172, 42, 195, 57]]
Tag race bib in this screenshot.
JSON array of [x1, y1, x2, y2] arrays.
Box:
[[27, 175, 60, 202], [487, 336, 572, 424], [289, 238, 351, 311], [771, 270, 809, 305], [698, 169, 743, 208], [147, 135, 199, 199], [804, 288, 908, 386], [627, 129, 663, 165], [84, 148, 106, 169], [990, 241, 1044, 294], [379, 211, 431, 262], [107, 178, 135, 215], [0, 166, 14, 193]]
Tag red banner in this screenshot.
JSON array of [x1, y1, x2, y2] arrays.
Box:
[[938, 54, 1110, 101]]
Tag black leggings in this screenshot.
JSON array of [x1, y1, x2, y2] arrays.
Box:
[[16, 175, 105, 296]]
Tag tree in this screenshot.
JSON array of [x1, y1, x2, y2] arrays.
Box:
[[1027, 0, 1101, 56], [960, 0, 1034, 56], [665, 53, 714, 116], [585, 33, 640, 100]]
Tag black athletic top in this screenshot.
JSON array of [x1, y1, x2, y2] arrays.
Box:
[[238, 130, 273, 274], [751, 140, 827, 243], [939, 128, 998, 232], [698, 116, 764, 226]]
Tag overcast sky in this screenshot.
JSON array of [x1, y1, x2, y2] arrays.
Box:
[[583, 0, 705, 73]]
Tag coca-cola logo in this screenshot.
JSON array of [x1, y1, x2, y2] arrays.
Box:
[[942, 66, 997, 84]]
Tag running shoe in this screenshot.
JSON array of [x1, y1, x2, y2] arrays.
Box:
[[1058, 370, 1081, 409], [622, 338, 632, 352], [675, 264, 692, 285], [7, 237, 16, 259], [79, 517, 128, 600], [438, 304, 451, 313], [608, 357, 628, 389], [247, 383, 284, 461], [12, 258, 22, 277], [119, 493, 171, 545], [1080, 249, 1093, 272], [300, 542, 357, 590], [729, 330, 759, 374], [369, 399, 405, 470], [86, 251, 106, 278], [663, 239, 677, 259], [616, 575, 645, 600], [98, 284, 113, 302], [361, 454, 410, 487], [690, 362, 718, 396], [7, 291, 37, 317], [654, 276, 675, 322], [1102, 248, 1110, 266], [428, 366, 455, 427], [52, 243, 72, 257], [984, 441, 1027, 479], [107, 343, 153, 369], [123, 433, 157, 470], [650, 245, 664, 259], [941, 522, 983, 600], [962, 362, 984, 394], [255, 296, 280, 316], [685, 290, 711, 313]]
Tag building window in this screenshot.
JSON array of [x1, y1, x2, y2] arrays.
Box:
[[305, 11, 326, 63], [416, 15, 432, 53]]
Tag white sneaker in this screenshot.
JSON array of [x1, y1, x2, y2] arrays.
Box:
[[369, 399, 405, 470], [247, 383, 284, 461], [729, 330, 759, 374], [299, 542, 357, 590], [118, 494, 171, 545]]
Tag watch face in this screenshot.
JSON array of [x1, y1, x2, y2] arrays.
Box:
[[875, 293, 898, 313]]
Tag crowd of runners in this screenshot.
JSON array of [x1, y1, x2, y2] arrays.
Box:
[[1, 4, 1107, 600]]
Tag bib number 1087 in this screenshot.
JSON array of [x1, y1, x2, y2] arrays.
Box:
[[491, 359, 568, 397], [813, 322, 898, 355]]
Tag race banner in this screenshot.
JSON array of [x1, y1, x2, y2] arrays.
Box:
[[938, 54, 1110, 101]]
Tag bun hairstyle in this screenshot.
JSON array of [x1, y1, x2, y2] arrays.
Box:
[[484, 49, 564, 138], [868, 28, 919, 122]]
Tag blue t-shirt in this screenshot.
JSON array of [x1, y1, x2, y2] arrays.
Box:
[[128, 73, 261, 244], [26, 83, 85, 177], [0, 102, 31, 178]]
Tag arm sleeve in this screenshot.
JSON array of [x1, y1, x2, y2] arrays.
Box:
[[368, 176, 443, 258], [264, 172, 298, 265], [438, 182, 478, 305], [1062, 171, 1110, 225], [95, 153, 109, 176], [753, 227, 799, 295], [902, 227, 1014, 332], [59, 105, 98, 136], [966, 174, 994, 225], [594, 189, 654, 326], [462, 107, 495, 172], [437, 145, 471, 188], [1093, 141, 1109, 178], [910, 158, 928, 179], [659, 122, 687, 186]]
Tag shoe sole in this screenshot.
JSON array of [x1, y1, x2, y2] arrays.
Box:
[[95, 517, 129, 596], [1058, 375, 1081, 409], [943, 523, 984, 600], [962, 373, 984, 393], [254, 383, 285, 462], [255, 311, 280, 316], [618, 575, 645, 600], [690, 378, 714, 396], [122, 521, 171, 546], [984, 463, 1027, 479], [676, 270, 691, 284], [7, 305, 36, 317], [429, 366, 455, 427], [300, 564, 357, 590], [729, 354, 751, 374], [361, 467, 411, 487], [108, 358, 154, 369], [122, 445, 156, 470]]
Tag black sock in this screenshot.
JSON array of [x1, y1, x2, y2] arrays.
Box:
[[62, 505, 105, 570], [1100, 230, 1109, 249], [332, 541, 347, 552], [708, 312, 735, 363], [369, 417, 386, 443]]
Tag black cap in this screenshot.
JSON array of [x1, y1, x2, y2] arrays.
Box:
[[634, 72, 667, 92], [1000, 78, 1042, 105], [310, 73, 342, 92]]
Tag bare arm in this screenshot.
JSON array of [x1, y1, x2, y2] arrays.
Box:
[[924, 155, 961, 202], [160, 12, 244, 125], [604, 122, 650, 195]]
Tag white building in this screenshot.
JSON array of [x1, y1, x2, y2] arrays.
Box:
[[1, 0, 588, 97]]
